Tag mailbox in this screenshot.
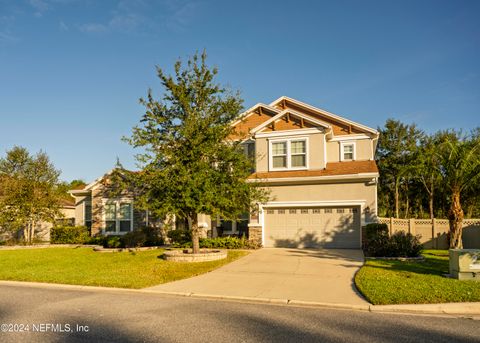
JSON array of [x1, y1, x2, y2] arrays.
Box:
[[449, 249, 480, 281]]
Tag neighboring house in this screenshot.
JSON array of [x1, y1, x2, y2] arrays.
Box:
[[69, 178, 210, 236], [0, 199, 75, 242], [70, 96, 379, 249]]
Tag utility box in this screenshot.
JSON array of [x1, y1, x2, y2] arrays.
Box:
[[449, 249, 480, 281]]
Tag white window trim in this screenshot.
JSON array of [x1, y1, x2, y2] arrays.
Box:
[[83, 201, 92, 228], [340, 141, 356, 161], [101, 198, 134, 235], [269, 137, 309, 171]]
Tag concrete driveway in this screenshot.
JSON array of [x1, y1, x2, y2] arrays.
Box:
[[147, 248, 368, 306]]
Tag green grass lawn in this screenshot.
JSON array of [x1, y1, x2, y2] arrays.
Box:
[[355, 250, 480, 305], [0, 247, 248, 289]]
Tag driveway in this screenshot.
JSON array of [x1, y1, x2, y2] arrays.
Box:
[[147, 248, 368, 306]]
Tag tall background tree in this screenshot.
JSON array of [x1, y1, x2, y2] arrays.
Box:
[[376, 119, 480, 248], [123, 52, 269, 253], [0, 146, 63, 243], [376, 119, 423, 218], [436, 131, 480, 248]]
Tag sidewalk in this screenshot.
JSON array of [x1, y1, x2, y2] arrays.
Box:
[[1, 280, 479, 316]]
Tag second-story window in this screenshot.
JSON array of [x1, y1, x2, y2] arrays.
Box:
[[272, 142, 287, 168], [341, 142, 356, 161], [270, 138, 308, 170], [291, 140, 306, 167]]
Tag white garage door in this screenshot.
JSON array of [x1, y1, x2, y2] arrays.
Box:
[[263, 207, 361, 248]]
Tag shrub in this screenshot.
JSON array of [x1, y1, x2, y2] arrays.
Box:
[[85, 235, 105, 246], [121, 230, 147, 248], [51, 226, 89, 244], [387, 231, 423, 257], [363, 223, 390, 257], [104, 236, 122, 248], [140, 226, 164, 246], [363, 223, 422, 257], [172, 235, 260, 249], [167, 229, 192, 245]]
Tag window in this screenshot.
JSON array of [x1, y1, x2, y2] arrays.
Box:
[[337, 209, 345, 214], [301, 209, 309, 214], [103, 200, 133, 234], [218, 213, 249, 235], [291, 141, 306, 167], [278, 209, 285, 214], [269, 138, 308, 170], [340, 142, 356, 161], [272, 142, 287, 168], [324, 208, 332, 213], [266, 209, 274, 214], [313, 209, 321, 214], [289, 209, 297, 214], [84, 203, 92, 232]]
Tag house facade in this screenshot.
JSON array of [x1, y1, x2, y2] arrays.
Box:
[[234, 96, 379, 248], [70, 96, 379, 249]]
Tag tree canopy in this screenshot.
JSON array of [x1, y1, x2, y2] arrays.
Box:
[[0, 146, 63, 243], [123, 52, 269, 253]]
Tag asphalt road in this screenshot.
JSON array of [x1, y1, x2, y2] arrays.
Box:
[[0, 285, 479, 343]]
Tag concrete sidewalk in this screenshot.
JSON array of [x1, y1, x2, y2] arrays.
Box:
[[0, 280, 479, 316], [146, 248, 369, 307]]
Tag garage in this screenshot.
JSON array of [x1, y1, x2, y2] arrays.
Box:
[[263, 206, 361, 248]]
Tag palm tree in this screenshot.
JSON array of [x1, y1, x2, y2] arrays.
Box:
[[437, 133, 480, 248]]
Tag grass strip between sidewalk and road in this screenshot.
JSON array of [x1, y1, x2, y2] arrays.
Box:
[[355, 249, 480, 305], [0, 247, 248, 289]]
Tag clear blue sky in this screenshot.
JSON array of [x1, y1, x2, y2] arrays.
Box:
[[1, 0, 479, 182]]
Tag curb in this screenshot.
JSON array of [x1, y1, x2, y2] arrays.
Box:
[[1, 280, 479, 316]]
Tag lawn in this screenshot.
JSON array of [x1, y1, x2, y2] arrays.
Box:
[[355, 250, 480, 305], [0, 247, 248, 289]]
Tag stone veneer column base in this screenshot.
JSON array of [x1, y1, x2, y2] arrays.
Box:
[[248, 225, 262, 246]]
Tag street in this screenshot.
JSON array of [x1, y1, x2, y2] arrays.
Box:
[[0, 284, 478, 343]]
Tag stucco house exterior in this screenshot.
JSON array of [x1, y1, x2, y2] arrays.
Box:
[[70, 96, 379, 249]]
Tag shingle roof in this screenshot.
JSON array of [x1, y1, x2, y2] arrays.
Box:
[[249, 160, 378, 179]]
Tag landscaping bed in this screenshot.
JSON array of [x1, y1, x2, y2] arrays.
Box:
[[355, 250, 480, 305], [0, 247, 248, 289]]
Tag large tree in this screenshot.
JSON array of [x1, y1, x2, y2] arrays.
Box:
[[376, 119, 423, 218], [124, 52, 268, 253], [0, 146, 63, 243], [437, 132, 480, 249]]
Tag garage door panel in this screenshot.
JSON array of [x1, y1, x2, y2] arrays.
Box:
[[264, 206, 360, 249]]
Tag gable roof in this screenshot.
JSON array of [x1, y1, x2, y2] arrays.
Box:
[[250, 109, 331, 135], [269, 96, 378, 136]]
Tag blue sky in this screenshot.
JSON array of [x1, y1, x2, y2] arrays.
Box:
[[0, 0, 479, 182]]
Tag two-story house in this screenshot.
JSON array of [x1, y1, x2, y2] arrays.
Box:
[[233, 96, 379, 249], [70, 96, 379, 249]]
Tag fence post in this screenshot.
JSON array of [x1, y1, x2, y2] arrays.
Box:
[[389, 217, 394, 236], [432, 218, 437, 249], [409, 218, 416, 235]]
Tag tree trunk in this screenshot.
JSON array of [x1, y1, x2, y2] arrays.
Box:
[[190, 213, 200, 254], [395, 180, 400, 219], [429, 194, 434, 220], [429, 179, 435, 220], [29, 221, 34, 244], [404, 184, 409, 219], [448, 190, 464, 249], [23, 225, 29, 244]]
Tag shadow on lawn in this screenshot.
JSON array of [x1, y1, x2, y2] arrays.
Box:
[[365, 254, 449, 277]]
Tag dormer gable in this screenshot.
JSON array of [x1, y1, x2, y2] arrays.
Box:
[[269, 96, 378, 137], [251, 109, 331, 135]]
